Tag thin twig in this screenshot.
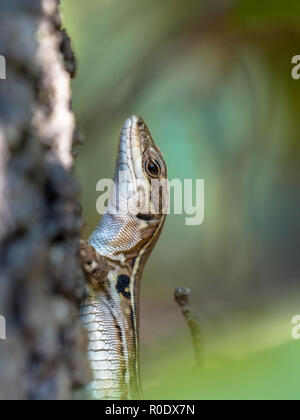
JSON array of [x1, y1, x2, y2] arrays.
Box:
[[174, 287, 204, 370]]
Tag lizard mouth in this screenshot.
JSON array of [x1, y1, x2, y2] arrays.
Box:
[[136, 213, 157, 221]]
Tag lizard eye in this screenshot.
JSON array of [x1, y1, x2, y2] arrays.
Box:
[[145, 159, 160, 177], [137, 121, 145, 130]]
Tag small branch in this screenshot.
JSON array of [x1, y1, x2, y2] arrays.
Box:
[[174, 287, 204, 370]]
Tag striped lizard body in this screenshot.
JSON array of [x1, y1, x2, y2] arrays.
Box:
[[80, 115, 168, 399]]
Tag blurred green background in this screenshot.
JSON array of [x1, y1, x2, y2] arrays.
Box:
[[61, 0, 300, 399]]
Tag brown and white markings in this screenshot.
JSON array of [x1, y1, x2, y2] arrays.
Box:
[[80, 115, 168, 400]]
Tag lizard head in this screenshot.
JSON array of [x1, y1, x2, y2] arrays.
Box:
[[90, 115, 168, 261], [116, 115, 168, 222]]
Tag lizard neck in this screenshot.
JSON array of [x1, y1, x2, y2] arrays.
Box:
[[89, 212, 164, 263], [83, 212, 166, 399]]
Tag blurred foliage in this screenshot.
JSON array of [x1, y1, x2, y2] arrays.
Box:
[[61, 0, 300, 399], [145, 339, 300, 400]]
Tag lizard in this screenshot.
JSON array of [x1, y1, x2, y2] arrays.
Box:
[[79, 115, 168, 400]]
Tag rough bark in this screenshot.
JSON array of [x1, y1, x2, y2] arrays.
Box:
[[0, 0, 89, 400]]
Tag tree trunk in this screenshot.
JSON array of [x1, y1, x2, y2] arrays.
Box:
[[0, 0, 89, 400]]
